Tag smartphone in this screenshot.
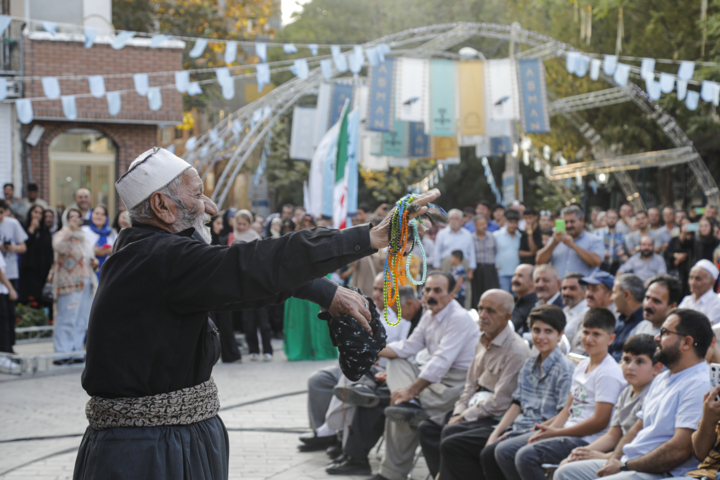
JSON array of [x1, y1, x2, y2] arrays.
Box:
[[555, 219, 565, 233], [686, 222, 699, 233], [695, 207, 706, 215], [710, 363, 720, 400]]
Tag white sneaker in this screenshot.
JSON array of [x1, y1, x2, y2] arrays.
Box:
[[249, 353, 259, 361], [263, 353, 273, 362], [0, 356, 20, 374]]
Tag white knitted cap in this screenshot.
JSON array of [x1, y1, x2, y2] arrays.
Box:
[[116, 147, 192, 210], [694, 259, 719, 281]]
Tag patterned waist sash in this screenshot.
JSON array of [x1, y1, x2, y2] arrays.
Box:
[[86, 377, 219, 430]]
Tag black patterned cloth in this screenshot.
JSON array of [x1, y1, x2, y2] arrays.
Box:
[[318, 287, 387, 381]]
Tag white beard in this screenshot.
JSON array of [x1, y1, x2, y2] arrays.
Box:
[[193, 214, 212, 244]]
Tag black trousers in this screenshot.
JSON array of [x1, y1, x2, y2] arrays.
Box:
[[480, 437, 506, 480], [343, 380, 390, 460], [268, 303, 285, 337], [242, 307, 273, 355], [0, 294, 10, 353], [418, 410, 496, 480], [211, 311, 241, 363]]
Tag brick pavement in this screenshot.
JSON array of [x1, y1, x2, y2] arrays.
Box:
[[0, 340, 429, 480]]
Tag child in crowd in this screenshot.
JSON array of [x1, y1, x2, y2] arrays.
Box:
[[553, 334, 661, 479], [490, 308, 627, 480], [477, 305, 576, 480], [449, 250, 466, 306]]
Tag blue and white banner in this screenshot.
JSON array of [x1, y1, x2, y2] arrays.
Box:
[[395, 57, 428, 123], [491, 137, 511, 156], [346, 109, 360, 217], [408, 121, 429, 157], [428, 60, 456, 136], [367, 57, 395, 132], [517, 58, 551, 134], [329, 83, 353, 127]]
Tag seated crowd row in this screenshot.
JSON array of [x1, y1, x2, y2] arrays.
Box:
[[298, 265, 720, 480]]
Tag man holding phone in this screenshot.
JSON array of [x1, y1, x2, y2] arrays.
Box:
[[536, 206, 604, 278]]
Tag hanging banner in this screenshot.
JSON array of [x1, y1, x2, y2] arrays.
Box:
[[517, 58, 551, 134], [329, 83, 353, 127], [486, 59, 520, 121], [491, 137, 512, 156], [428, 59, 456, 137], [432, 136, 459, 159], [408, 121, 429, 157], [395, 57, 429, 123], [458, 61, 486, 136], [502, 171, 516, 205], [352, 84, 369, 124], [312, 82, 332, 148], [290, 105, 316, 161], [346, 109, 360, 217], [361, 135, 389, 170], [382, 120, 408, 157], [367, 57, 395, 132], [308, 122, 339, 218]]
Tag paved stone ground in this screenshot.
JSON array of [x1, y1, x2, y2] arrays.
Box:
[[0, 340, 429, 480]]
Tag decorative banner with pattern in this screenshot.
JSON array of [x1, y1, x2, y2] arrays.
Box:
[[329, 83, 354, 127], [517, 58, 551, 134], [395, 58, 429, 123], [367, 57, 396, 133], [382, 120, 408, 157], [486, 59, 520, 121], [432, 136, 459, 159], [408, 121, 430, 157], [491, 137, 512, 156], [428, 59, 457, 137], [458, 61, 486, 136]]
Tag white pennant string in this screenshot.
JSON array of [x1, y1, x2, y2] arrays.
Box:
[[88, 75, 106, 98], [189, 38, 208, 58], [106, 92, 121, 115], [61, 95, 77, 120]]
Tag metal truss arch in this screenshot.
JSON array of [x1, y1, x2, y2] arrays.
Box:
[[184, 22, 718, 208]]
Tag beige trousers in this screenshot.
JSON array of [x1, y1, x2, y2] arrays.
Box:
[[379, 358, 467, 480]]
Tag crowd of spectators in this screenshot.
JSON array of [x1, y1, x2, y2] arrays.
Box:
[[296, 198, 720, 480]]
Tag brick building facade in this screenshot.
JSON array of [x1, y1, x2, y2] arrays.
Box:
[[16, 32, 184, 214]]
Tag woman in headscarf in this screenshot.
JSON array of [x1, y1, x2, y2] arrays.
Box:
[[51, 207, 97, 364], [229, 210, 260, 244], [82, 204, 117, 280], [268, 217, 283, 238], [282, 214, 338, 361], [210, 214, 223, 246], [19, 204, 54, 304], [690, 216, 720, 265]]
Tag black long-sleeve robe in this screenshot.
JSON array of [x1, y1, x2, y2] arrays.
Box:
[[81, 222, 375, 399]]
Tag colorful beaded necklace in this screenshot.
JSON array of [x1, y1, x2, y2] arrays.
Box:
[[383, 195, 443, 326]]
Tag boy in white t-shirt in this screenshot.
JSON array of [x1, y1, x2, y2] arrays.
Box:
[[494, 307, 627, 480]]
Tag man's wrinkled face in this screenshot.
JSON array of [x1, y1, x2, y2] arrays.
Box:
[[689, 266, 714, 298], [448, 212, 462, 232], [585, 283, 612, 309], [511, 265, 534, 297], [534, 270, 559, 302], [477, 292, 510, 337], [174, 169, 218, 243], [561, 278, 585, 309], [422, 274, 452, 314]]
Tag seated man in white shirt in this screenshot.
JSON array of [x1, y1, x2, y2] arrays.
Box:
[[678, 259, 720, 325], [561, 272, 589, 342], [300, 273, 411, 453], [369, 271, 480, 480], [547, 308, 713, 479]]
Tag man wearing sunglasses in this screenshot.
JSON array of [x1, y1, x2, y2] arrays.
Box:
[[575, 309, 713, 479]]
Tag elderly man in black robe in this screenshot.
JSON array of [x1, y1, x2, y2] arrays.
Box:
[[72, 147, 439, 480]]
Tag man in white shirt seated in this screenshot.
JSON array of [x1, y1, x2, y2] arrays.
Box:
[[369, 271, 480, 480], [678, 259, 720, 326], [300, 273, 411, 453], [561, 272, 590, 342], [549, 308, 713, 479]]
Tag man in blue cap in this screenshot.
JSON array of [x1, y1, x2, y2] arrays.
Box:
[[569, 270, 617, 354]]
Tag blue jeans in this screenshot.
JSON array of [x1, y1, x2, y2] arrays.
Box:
[[53, 279, 93, 358], [499, 275, 513, 293]]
